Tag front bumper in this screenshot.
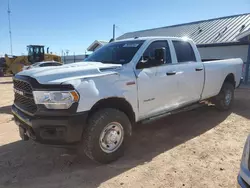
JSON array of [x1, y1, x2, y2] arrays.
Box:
[[238, 163, 250, 188], [238, 174, 250, 188], [12, 105, 88, 145]]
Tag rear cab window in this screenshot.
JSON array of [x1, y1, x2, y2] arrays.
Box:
[[172, 40, 197, 63]]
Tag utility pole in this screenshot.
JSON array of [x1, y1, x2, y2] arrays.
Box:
[[113, 24, 115, 40], [7, 0, 13, 55]]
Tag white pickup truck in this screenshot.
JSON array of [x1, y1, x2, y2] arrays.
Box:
[[12, 37, 243, 163]]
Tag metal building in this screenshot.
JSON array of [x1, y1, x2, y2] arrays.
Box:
[[117, 13, 250, 83]]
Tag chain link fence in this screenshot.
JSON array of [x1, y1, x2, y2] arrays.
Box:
[[61, 54, 89, 64]]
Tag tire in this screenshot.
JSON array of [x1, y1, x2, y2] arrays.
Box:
[[214, 82, 234, 111], [82, 108, 132, 163]]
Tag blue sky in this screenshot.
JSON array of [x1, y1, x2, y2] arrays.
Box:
[[0, 0, 249, 56]]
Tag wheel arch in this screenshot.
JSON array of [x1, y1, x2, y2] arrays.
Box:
[[88, 97, 136, 124], [223, 73, 235, 88]]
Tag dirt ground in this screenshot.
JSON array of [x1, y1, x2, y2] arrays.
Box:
[[0, 77, 250, 188]]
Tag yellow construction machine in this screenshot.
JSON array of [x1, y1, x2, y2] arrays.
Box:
[[5, 45, 62, 74]]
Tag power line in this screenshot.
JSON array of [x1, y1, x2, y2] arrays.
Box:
[[7, 0, 13, 55]]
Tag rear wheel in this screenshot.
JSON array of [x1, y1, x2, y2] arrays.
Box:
[[214, 82, 234, 111], [82, 108, 132, 163]]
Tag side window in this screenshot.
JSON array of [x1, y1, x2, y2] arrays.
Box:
[[40, 63, 50, 67], [40, 47, 44, 54], [136, 41, 171, 69], [172, 41, 196, 63], [39, 63, 46, 67]]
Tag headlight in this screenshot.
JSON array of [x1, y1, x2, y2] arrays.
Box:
[[33, 90, 79, 109], [241, 135, 250, 169]]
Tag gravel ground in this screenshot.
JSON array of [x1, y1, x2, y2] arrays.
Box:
[[0, 76, 249, 188]]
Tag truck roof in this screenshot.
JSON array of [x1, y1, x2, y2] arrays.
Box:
[[116, 36, 194, 42]]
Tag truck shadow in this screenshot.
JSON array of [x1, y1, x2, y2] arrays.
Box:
[[232, 88, 250, 120], [0, 81, 13, 84], [0, 107, 233, 187], [0, 105, 12, 115], [0, 89, 249, 187]]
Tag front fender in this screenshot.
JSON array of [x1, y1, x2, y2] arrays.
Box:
[[65, 74, 138, 115]]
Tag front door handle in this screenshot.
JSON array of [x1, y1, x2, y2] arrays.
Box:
[[195, 68, 203, 71], [166, 71, 176, 76]]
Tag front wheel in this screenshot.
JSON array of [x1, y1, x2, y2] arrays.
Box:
[[82, 108, 132, 163], [213, 82, 234, 111]]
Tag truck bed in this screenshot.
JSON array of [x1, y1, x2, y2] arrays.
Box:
[[201, 58, 243, 100]]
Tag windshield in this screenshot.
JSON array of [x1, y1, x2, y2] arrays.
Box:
[[84, 40, 145, 64]]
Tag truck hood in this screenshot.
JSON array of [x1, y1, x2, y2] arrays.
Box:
[[17, 61, 122, 84]]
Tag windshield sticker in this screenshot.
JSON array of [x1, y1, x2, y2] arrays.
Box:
[[123, 43, 139, 47]]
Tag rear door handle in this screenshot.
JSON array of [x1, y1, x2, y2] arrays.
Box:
[[195, 68, 203, 71], [166, 71, 176, 76]]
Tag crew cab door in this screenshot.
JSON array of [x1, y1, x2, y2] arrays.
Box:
[[135, 40, 179, 119], [171, 40, 204, 105]]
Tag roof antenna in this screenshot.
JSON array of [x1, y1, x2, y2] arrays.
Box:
[[240, 25, 245, 32], [222, 26, 227, 33], [198, 26, 202, 33]]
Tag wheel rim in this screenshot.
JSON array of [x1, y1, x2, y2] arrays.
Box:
[[99, 122, 124, 153], [225, 90, 232, 106]]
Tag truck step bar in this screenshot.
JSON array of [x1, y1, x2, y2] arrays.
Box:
[[141, 102, 207, 124]]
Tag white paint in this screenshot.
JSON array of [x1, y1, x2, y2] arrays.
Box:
[[18, 37, 243, 122], [201, 58, 243, 99], [175, 62, 205, 105], [18, 61, 122, 84], [66, 65, 139, 120], [135, 64, 181, 119]]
